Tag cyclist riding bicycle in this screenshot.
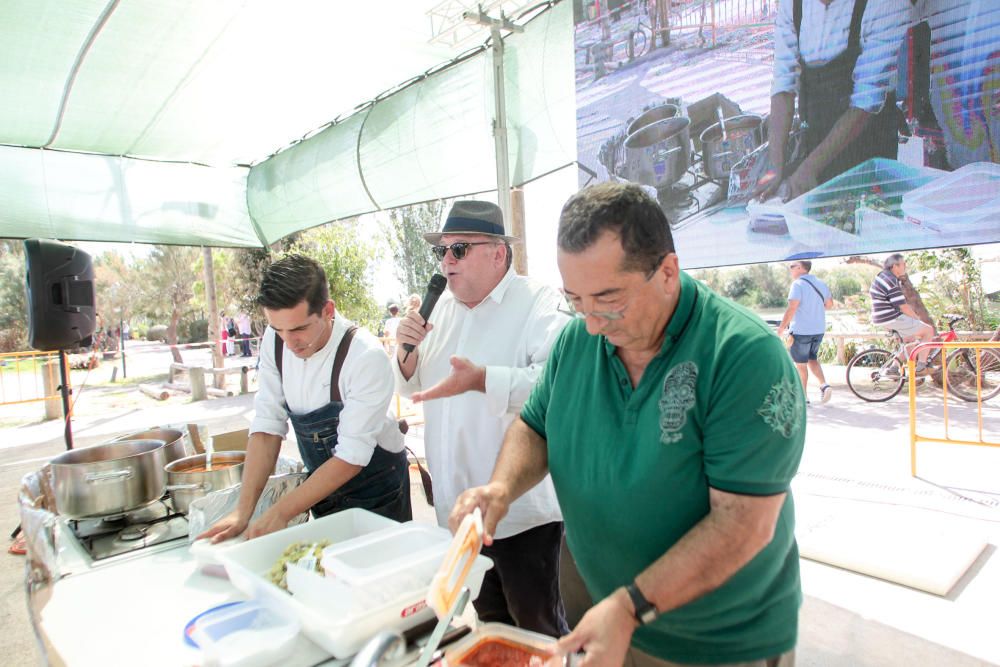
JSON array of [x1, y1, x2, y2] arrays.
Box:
[[869, 254, 934, 375]]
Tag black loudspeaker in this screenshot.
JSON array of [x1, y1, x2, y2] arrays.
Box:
[[24, 239, 97, 351]]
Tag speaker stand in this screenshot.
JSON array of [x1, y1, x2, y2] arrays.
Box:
[[57, 350, 74, 450]]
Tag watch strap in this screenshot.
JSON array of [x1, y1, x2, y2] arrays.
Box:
[[625, 582, 657, 625]]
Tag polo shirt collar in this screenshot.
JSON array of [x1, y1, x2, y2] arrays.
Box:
[[601, 270, 698, 356]]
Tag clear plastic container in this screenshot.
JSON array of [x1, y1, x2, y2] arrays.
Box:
[[218, 508, 494, 659], [902, 162, 1000, 231], [443, 623, 557, 666], [189, 600, 299, 667]]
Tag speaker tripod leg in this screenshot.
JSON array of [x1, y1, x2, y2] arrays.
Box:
[[58, 350, 74, 450]]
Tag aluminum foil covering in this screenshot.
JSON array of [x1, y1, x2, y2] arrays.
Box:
[[18, 465, 61, 586], [186, 456, 307, 542]]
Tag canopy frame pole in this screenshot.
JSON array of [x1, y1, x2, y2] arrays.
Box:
[[465, 8, 523, 234]]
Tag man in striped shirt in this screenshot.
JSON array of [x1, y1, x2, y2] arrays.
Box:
[[870, 253, 934, 372]]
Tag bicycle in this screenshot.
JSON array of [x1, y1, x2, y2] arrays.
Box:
[[845, 315, 1000, 403]]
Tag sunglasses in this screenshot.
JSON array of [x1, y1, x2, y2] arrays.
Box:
[[431, 241, 497, 261]]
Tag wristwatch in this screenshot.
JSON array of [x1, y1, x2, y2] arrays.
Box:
[[625, 581, 658, 625]]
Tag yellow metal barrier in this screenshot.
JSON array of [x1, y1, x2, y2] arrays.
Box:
[[909, 340, 1000, 476], [0, 350, 65, 407]]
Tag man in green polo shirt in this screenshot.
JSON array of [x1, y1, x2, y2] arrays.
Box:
[[449, 182, 805, 666]]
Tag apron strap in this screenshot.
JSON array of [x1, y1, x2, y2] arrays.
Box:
[[793, 0, 802, 37], [846, 0, 868, 52], [272, 324, 358, 402], [274, 330, 284, 380], [330, 326, 358, 403]]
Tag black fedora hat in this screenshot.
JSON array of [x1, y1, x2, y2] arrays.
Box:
[[424, 200, 521, 245]]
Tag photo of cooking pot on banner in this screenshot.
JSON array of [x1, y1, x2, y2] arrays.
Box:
[[577, 0, 1000, 268]]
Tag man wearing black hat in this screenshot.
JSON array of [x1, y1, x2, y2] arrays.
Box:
[[394, 200, 571, 636]]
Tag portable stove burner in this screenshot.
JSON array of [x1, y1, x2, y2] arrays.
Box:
[[66, 496, 190, 563]]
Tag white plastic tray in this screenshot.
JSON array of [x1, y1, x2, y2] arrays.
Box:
[[902, 162, 1000, 231], [219, 509, 493, 659]]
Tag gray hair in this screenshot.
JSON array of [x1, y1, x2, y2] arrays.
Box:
[[883, 253, 905, 271], [557, 182, 674, 274]]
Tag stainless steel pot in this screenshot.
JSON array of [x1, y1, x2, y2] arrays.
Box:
[[112, 428, 190, 464], [625, 104, 680, 137], [622, 117, 691, 188], [49, 439, 167, 518], [699, 114, 764, 181], [165, 452, 245, 514]]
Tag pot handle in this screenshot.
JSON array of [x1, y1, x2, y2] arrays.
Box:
[[652, 146, 682, 161], [166, 483, 212, 492], [85, 469, 133, 484]]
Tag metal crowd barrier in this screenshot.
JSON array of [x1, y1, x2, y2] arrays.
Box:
[[908, 340, 1000, 476], [0, 350, 62, 408]]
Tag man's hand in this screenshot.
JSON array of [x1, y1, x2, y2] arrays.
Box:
[[779, 161, 819, 201], [246, 503, 292, 540], [196, 510, 249, 544], [395, 310, 433, 358], [412, 356, 485, 403], [448, 482, 511, 546], [552, 589, 638, 667], [776, 325, 787, 338]]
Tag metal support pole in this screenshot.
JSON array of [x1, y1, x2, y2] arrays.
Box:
[[491, 25, 512, 231], [57, 350, 73, 450], [465, 8, 522, 235], [120, 316, 127, 379]]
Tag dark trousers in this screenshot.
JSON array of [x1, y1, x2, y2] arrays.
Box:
[[474, 521, 569, 637]]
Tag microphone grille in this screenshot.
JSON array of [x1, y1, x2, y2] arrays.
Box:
[[428, 273, 448, 292]]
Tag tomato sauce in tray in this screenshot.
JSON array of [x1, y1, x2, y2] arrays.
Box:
[[455, 637, 550, 667]]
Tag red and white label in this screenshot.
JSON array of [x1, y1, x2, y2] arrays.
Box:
[[400, 600, 427, 618]]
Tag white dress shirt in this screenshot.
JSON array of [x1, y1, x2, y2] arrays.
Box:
[[771, 0, 913, 113], [251, 315, 403, 467], [394, 269, 570, 539]]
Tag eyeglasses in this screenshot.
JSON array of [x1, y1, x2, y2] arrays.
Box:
[[788, 264, 801, 270], [558, 255, 666, 321], [431, 242, 497, 261]]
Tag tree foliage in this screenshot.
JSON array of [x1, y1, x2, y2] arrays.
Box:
[[137, 245, 200, 362], [908, 248, 994, 331], [288, 221, 382, 331], [0, 241, 27, 352], [383, 201, 445, 298]]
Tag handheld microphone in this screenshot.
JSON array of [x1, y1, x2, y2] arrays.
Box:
[[402, 273, 448, 362]]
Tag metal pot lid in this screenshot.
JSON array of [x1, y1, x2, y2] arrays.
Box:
[[699, 114, 763, 143], [50, 439, 166, 466], [625, 117, 690, 149]]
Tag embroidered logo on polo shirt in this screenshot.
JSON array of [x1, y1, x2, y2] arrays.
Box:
[[659, 361, 698, 444], [757, 376, 804, 438]]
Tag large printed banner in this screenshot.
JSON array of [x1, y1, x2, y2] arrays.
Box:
[[573, 0, 1000, 268]]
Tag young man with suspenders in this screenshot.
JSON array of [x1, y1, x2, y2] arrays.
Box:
[[200, 254, 410, 542]]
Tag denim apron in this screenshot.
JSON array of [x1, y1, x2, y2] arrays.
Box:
[[275, 327, 412, 522], [794, 0, 899, 182]]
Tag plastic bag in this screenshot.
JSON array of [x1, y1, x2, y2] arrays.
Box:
[[186, 457, 307, 542]]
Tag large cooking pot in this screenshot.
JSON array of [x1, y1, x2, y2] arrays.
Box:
[[49, 439, 167, 518], [699, 114, 764, 181], [165, 452, 245, 514], [625, 104, 680, 137], [622, 116, 691, 189], [112, 428, 190, 464]]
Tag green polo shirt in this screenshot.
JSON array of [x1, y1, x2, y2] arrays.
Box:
[[521, 271, 805, 664]]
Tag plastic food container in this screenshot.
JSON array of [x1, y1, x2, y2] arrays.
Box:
[[901, 162, 1000, 231], [787, 158, 935, 237], [219, 508, 493, 659], [288, 523, 453, 616], [189, 600, 300, 667], [443, 623, 557, 666]]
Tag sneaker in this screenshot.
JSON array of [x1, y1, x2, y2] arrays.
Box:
[[885, 366, 901, 379], [915, 361, 931, 374], [820, 384, 832, 403]]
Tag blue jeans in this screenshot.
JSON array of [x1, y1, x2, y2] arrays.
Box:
[[789, 333, 824, 364]]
